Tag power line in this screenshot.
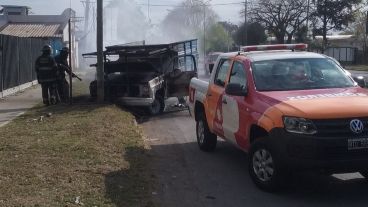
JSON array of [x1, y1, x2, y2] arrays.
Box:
[[137, 2, 244, 7]]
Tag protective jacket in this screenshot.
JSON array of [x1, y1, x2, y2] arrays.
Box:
[[55, 54, 71, 80], [35, 55, 58, 83]]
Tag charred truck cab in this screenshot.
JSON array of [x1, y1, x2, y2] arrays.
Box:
[[83, 40, 198, 115]]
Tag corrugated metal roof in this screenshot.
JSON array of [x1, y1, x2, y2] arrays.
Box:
[[0, 23, 62, 38]]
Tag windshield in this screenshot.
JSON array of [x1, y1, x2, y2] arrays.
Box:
[[251, 58, 355, 91]]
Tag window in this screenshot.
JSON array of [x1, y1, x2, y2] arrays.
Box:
[[229, 61, 247, 89], [7, 12, 21, 15], [251, 58, 355, 91], [174, 56, 196, 71], [214, 59, 231, 87]]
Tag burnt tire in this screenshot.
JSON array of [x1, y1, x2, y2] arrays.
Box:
[[147, 96, 165, 115], [248, 137, 285, 192], [196, 113, 217, 152]]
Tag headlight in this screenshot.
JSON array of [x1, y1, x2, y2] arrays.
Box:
[[283, 117, 317, 135], [141, 85, 150, 96]]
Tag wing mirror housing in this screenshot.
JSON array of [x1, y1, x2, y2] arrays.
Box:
[[353, 76, 366, 88], [225, 83, 248, 96]]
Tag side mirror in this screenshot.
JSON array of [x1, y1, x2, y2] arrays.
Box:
[[209, 63, 214, 74], [225, 83, 248, 96], [353, 76, 366, 88]]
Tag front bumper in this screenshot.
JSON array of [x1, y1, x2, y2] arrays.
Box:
[[118, 97, 154, 106], [269, 128, 368, 173]]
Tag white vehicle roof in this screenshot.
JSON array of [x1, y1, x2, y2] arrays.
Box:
[[218, 50, 326, 62], [246, 51, 325, 62]]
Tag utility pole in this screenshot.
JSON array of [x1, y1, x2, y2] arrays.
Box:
[[244, 0, 247, 46], [68, 18, 73, 105], [97, 0, 104, 102], [84, 0, 90, 35], [203, 6, 206, 63], [306, 0, 310, 33], [366, 11, 368, 35]]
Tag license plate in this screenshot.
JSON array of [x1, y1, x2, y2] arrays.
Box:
[[348, 138, 368, 150]]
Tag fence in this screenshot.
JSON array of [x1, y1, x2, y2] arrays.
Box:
[[0, 34, 61, 98], [310, 47, 357, 65]]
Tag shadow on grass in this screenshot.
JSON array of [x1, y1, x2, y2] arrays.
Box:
[[29, 94, 109, 117], [104, 146, 154, 207]]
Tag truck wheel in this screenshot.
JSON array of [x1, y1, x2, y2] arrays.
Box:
[[147, 96, 164, 115], [196, 114, 217, 152], [248, 137, 284, 192]]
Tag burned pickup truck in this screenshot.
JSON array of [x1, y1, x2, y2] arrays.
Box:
[[83, 39, 198, 115]]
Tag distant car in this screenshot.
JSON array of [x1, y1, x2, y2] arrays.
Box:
[[325, 56, 366, 87]]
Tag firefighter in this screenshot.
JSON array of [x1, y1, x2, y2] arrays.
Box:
[[35, 45, 59, 105], [55, 47, 72, 103]]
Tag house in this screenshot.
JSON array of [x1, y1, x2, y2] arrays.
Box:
[[314, 35, 362, 50], [0, 5, 78, 97], [0, 5, 78, 68]]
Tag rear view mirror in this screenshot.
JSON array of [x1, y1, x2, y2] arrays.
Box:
[[353, 76, 366, 88], [225, 83, 248, 96], [209, 63, 214, 74]]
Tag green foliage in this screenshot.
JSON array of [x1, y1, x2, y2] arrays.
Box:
[[249, 0, 308, 44], [205, 23, 234, 52], [311, 0, 362, 47], [233, 22, 267, 46], [161, 0, 218, 41], [295, 26, 308, 43]]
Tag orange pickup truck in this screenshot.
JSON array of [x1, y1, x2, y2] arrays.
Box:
[[188, 44, 368, 192]]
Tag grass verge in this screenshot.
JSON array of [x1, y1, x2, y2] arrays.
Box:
[[0, 82, 154, 207]]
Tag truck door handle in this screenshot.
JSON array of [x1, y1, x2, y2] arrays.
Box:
[[222, 99, 227, 104]]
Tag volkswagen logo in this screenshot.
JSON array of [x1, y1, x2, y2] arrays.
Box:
[[350, 119, 364, 134]]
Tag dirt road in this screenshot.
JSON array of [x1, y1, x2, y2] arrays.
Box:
[[141, 110, 368, 207]]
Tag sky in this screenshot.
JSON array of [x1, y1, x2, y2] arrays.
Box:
[[1, 0, 244, 25]]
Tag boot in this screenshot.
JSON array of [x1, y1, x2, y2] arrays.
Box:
[[43, 99, 50, 106], [50, 96, 58, 105]]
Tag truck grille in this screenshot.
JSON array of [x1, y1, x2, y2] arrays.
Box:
[[313, 118, 368, 137]]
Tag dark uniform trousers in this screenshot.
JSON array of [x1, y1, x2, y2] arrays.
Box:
[[41, 82, 58, 104], [55, 55, 70, 103], [57, 78, 69, 102]]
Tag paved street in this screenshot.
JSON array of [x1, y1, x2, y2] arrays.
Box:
[[142, 110, 368, 207], [0, 86, 41, 127]]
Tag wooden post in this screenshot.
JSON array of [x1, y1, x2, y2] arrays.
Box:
[[97, 0, 104, 102], [68, 18, 73, 105]]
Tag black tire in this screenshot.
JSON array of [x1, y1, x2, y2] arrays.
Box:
[[147, 96, 165, 115], [196, 113, 217, 152], [248, 137, 285, 192]]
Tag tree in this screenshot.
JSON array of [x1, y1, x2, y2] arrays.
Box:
[[295, 25, 308, 43], [205, 23, 234, 52], [105, 0, 150, 44], [161, 0, 218, 42], [218, 21, 238, 36], [311, 0, 362, 50], [248, 0, 309, 43], [233, 22, 267, 45], [347, 10, 368, 52]]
